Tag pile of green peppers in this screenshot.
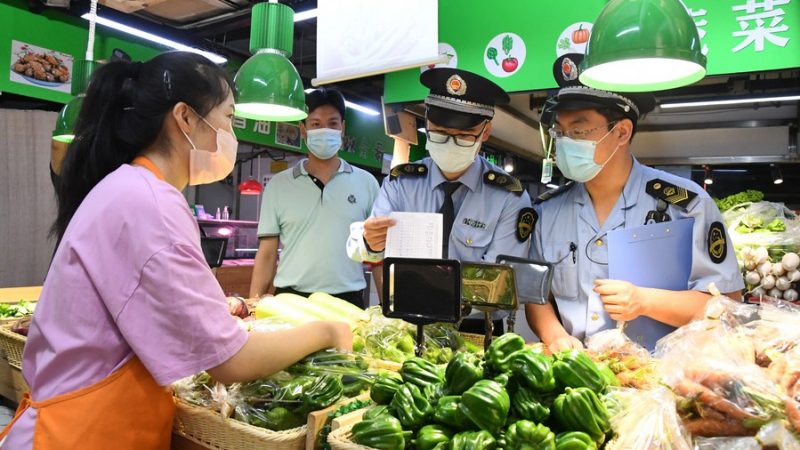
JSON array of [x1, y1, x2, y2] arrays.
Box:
[[354, 333, 613, 450]]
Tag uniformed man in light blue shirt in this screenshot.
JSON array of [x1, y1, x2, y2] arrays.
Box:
[[347, 68, 533, 334], [526, 55, 743, 352]]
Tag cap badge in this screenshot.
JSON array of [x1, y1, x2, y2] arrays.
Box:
[[446, 75, 467, 96], [561, 57, 578, 82]]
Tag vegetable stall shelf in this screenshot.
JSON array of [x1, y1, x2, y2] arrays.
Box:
[[173, 399, 307, 450]]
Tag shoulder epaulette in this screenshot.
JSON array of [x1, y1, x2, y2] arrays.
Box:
[[645, 178, 697, 210], [390, 163, 427, 181], [534, 181, 574, 205], [483, 171, 523, 196]]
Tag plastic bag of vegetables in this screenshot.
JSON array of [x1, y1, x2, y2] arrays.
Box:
[[603, 387, 692, 450], [173, 372, 225, 409]]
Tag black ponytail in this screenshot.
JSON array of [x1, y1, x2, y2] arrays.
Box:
[[53, 51, 233, 240]]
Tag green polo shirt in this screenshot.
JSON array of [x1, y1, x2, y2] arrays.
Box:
[[258, 159, 379, 293]]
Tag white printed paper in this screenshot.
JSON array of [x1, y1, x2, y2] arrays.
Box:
[[385, 212, 443, 259]]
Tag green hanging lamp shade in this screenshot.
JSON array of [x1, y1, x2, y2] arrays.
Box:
[[579, 0, 707, 92], [52, 59, 99, 143], [234, 1, 307, 121]]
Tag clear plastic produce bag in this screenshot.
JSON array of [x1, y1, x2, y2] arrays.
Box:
[[605, 387, 693, 450]]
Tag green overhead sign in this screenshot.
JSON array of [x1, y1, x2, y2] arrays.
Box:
[[1, 0, 164, 104], [385, 0, 800, 103], [233, 109, 394, 170]]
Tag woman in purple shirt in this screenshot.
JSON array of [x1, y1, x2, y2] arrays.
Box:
[[1, 51, 352, 450]]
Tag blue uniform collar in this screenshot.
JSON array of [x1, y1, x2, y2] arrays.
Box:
[[574, 156, 643, 211], [426, 156, 483, 193], [293, 158, 352, 178]]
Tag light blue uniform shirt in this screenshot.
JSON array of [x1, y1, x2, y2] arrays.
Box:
[[258, 159, 379, 293], [531, 158, 743, 350], [371, 156, 532, 263]]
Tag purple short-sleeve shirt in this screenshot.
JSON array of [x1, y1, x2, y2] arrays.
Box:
[[3, 165, 248, 449]]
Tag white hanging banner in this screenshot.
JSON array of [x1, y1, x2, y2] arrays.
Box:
[[313, 0, 443, 86]]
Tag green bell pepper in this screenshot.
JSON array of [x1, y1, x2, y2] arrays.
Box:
[[460, 379, 510, 435], [390, 383, 433, 430], [371, 373, 404, 405], [363, 405, 392, 421], [510, 348, 556, 393], [277, 375, 316, 401], [595, 363, 619, 388], [433, 395, 472, 431], [445, 352, 484, 395], [247, 406, 305, 431], [351, 416, 407, 450], [554, 431, 597, 450], [342, 376, 369, 398], [486, 333, 526, 374], [299, 375, 343, 414], [505, 420, 556, 450], [416, 424, 454, 450], [400, 357, 445, 389], [425, 382, 447, 406], [511, 385, 550, 423], [552, 350, 607, 393], [449, 430, 497, 450], [552, 387, 610, 444]]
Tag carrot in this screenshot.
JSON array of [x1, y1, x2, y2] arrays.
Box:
[[683, 418, 753, 436], [684, 366, 737, 391], [672, 378, 756, 420]]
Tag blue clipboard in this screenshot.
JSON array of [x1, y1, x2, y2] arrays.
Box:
[[607, 218, 694, 350]]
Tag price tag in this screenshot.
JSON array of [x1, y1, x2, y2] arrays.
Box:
[[541, 158, 553, 184]]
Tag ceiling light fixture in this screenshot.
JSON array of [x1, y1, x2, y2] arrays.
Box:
[[304, 88, 380, 116], [81, 13, 227, 64], [580, 0, 706, 92], [703, 166, 714, 185], [503, 156, 514, 173], [771, 164, 784, 185], [234, 0, 307, 121], [293, 8, 318, 22], [660, 94, 800, 109]]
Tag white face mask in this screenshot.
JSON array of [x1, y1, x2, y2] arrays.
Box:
[[306, 128, 342, 160], [182, 113, 239, 186], [426, 139, 481, 173]]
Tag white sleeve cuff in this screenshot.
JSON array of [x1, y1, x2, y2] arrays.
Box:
[[347, 221, 384, 263]]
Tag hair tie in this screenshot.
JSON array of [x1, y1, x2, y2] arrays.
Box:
[[162, 69, 173, 100]]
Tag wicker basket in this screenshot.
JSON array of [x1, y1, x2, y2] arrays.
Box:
[[459, 332, 486, 349], [173, 399, 307, 450], [328, 424, 374, 450], [0, 325, 26, 370]]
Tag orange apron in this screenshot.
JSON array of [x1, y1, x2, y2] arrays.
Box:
[[0, 156, 176, 449]]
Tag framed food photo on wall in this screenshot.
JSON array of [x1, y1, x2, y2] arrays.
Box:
[[9, 41, 73, 94], [275, 122, 302, 149]]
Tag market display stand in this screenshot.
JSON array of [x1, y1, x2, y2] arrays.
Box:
[[212, 265, 253, 297], [0, 286, 41, 303]]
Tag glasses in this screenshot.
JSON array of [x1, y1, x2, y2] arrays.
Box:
[[426, 121, 488, 147], [548, 121, 618, 140]]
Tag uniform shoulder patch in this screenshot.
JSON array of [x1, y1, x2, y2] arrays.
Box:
[[516, 207, 537, 242], [707, 221, 727, 264], [645, 178, 698, 210], [534, 182, 574, 205], [390, 163, 427, 181], [484, 171, 523, 196]]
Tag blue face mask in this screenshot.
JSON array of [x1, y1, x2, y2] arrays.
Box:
[[555, 126, 619, 182], [306, 128, 342, 160]]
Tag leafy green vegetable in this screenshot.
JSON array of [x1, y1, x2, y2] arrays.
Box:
[[486, 47, 499, 66], [558, 37, 571, 50], [502, 35, 514, 55], [0, 301, 36, 318], [766, 218, 786, 232], [714, 190, 764, 212]]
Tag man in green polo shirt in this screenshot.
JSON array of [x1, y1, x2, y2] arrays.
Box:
[[250, 88, 380, 307]]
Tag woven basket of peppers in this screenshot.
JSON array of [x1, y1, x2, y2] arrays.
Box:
[[329, 332, 617, 450]]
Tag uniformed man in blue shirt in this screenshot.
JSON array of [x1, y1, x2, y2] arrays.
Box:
[[526, 55, 743, 352], [348, 68, 533, 333]]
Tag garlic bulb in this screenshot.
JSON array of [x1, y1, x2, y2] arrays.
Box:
[[784, 289, 799, 302], [782, 253, 800, 272], [761, 275, 776, 290], [775, 276, 792, 291], [772, 262, 786, 277], [768, 288, 783, 299]]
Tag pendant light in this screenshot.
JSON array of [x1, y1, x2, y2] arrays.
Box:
[[579, 0, 707, 92], [239, 157, 264, 195], [234, 0, 307, 121], [771, 164, 784, 185], [53, 0, 101, 142]]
